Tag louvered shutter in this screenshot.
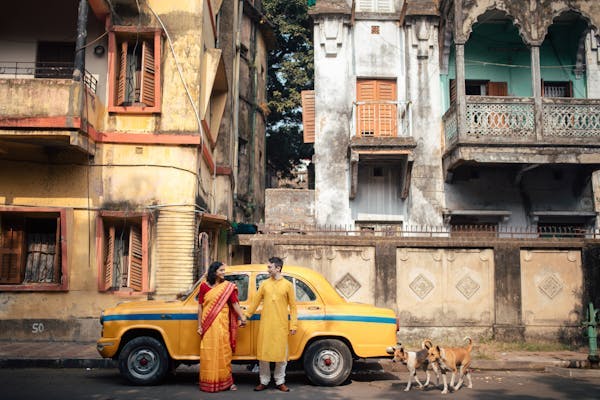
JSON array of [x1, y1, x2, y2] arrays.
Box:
[[357, 80, 377, 136], [116, 41, 128, 106], [52, 216, 61, 284], [128, 225, 143, 291], [301, 90, 315, 143], [376, 80, 397, 137], [449, 79, 457, 105], [102, 225, 115, 291], [140, 40, 155, 107], [0, 219, 26, 284]]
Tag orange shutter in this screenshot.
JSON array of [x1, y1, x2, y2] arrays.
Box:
[[356, 80, 397, 137], [449, 79, 457, 105], [0, 220, 26, 284], [301, 90, 315, 143], [357, 80, 377, 136], [102, 225, 115, 291], [376, 80, 397, 136], [128, 226, 143, 291], [487, 81, 508, 96], [140, 40, 156, 107], [116, 41, 128, 106]]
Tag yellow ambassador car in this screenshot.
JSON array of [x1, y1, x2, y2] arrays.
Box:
[[97, 265, 398, 386]]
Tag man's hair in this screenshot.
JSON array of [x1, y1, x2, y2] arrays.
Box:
[[268, 256, 283, 271], [206, 261, 223, 285]]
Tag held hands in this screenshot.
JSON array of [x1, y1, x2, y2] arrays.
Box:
[[290, 329, 296, 336], [239, 317, 247, 327]]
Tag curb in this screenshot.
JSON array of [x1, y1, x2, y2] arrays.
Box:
[[0, 358, 117, 369], [545, 366, 600, 378]]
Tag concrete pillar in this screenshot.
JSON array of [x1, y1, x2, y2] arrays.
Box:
[[455, 43, 466, 139], [374, 243, 397, 310], [531, 45, 543, 140]]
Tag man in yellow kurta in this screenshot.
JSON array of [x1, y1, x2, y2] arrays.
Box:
[[245, 256, 298, 392]]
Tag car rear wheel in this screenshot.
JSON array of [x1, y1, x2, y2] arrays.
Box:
[[303, 339, 352, 386], [118, 336, 169, 385]]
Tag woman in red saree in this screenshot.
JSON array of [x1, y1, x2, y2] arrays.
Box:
[[197, 262, 247, 392]]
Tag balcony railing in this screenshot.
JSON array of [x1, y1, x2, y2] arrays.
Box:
[[353, 100, 411, 138], [444, 96, 600, 147], [0, 61, 97, 93]]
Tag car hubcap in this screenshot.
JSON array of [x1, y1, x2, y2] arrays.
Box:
[[129, 349, 158, 378], [315, 350, 341, 376]]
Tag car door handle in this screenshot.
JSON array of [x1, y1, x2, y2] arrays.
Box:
[[307, 306, 320, 310], [160, 314, 172, 319]]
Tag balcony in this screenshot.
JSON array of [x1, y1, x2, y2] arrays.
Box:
[[442, 96, 600, 180], [0, 62, 98, 157], [349, 100, 416, 199]]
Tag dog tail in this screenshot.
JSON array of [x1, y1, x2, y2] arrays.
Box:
[[463, 336, 473, 351], [422, 338, 433, 349]]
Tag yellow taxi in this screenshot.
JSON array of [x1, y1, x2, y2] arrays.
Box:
[[97, 264, 398, 386]]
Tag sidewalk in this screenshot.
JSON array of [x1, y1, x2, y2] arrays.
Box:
[[0, 340, 598, 378]]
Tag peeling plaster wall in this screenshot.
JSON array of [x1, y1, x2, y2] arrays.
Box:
[[313, 14, 354, 225]]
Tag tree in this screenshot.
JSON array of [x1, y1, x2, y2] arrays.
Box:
[[263, 0, 314, 181]]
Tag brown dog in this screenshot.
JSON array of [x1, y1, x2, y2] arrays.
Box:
[[388, 340, 440, 391], [426, 337, 473, 394]]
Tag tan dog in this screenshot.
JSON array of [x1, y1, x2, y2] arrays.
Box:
[[387, 340, 440, 391], [426, 337, 473, 394]]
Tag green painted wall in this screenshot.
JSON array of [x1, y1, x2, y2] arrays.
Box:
[[441, 20, 588, 112]]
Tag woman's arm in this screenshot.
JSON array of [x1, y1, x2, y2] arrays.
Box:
[[197, 304, 203, 335], [231, 302, 247, 326]]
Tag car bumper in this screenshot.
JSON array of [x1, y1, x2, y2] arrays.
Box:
[[96, 337, 120, 358]]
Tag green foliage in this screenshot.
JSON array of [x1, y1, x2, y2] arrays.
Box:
[[263, 0, 314, 180]]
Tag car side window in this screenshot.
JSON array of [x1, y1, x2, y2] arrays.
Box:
[[225, 274, 249, 302], [256, 274, 316, 302], [295, 278, 316, 302]]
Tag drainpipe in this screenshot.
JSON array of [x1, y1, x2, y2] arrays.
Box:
[[248, 19, 258, 218], [73, 0, 88, 82], [232, 0, 243, 210]]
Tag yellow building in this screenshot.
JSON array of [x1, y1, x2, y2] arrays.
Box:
[[0, 0, 270, 341]]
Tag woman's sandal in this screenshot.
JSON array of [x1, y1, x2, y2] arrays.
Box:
[[229, 384, 238, 391]]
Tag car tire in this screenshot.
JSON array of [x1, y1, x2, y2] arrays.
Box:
[[303, 339, 352, 386], [118, 336, 169, 385]]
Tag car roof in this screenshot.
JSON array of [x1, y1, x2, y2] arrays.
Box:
[[226, 264, 346, 304]]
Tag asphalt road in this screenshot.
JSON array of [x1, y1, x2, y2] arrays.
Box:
[[2, 366, 600, 400]]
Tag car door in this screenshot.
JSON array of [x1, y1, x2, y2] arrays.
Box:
[[225, 273, 252, 356]]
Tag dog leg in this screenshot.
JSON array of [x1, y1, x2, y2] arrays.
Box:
[[404, 370, 414, 392], [413, 372, 425, 389], [454, 366, 464, 391], [440, 373, 449, 394], [422, 370, 431, 387], [466, 370, 473, 389]]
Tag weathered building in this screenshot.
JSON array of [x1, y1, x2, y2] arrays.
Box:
[[0, 0, 270, 341], [255, 0, 600, 342]]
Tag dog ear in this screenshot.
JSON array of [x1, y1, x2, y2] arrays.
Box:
[[436, 345, 441, 352]]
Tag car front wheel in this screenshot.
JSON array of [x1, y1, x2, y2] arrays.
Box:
[[118, 336, 169, 385], [303, 339, 352, 386]]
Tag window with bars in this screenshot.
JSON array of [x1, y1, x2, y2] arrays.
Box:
[[356, 79, 397, 137], [108, 29, 161, 113], [0, 212, 63, 288], [98, 214, 149, 293]]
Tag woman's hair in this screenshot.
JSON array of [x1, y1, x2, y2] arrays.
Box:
[[206, 261, 223, 285]]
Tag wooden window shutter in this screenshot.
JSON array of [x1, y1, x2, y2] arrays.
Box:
[[102, 225, 115, 291], [487, 81, 508, 96], [116, 41, 128, 106], [301, 90, 315, 143], [140, 40, 156, 107], [0, 219, 26, 284], [53, 216, 61, 284], [376, 80, 397, 136], [357, 80, 376, 136], [449, 79, 457, 105], [128, 226, 143, 291]]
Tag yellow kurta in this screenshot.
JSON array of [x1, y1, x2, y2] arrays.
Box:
[[246, 277, 298, 362]]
